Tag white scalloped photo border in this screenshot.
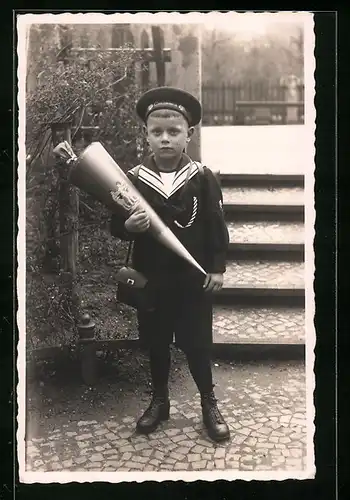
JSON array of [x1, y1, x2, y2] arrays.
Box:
[[16, 10, 316, 484]]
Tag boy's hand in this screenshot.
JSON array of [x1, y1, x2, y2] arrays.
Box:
[[203, 273, 224, 293], [124, 208, 150, 233]]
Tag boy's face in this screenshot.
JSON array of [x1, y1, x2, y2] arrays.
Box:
[[145, 110, 194, 163]]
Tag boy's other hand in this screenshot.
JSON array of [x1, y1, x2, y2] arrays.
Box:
[[125, 208, 150, 233], [203, 273, 224, 293]]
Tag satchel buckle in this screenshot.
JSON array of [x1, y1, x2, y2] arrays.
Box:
[[127, 278, 135, 285]]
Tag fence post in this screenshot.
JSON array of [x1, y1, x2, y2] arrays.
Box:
[[53, 26, 81, 331], [298, 82, 305, 123], [152, 26, 166, 87], [78, 313, 97, 386], [140, 29, 150, 90], [221, 82, 226, 124], [284, 75, 301, 124], [51, 126, 97, 389], [51, 122, 80, 328], [232, 83, 236, 125]]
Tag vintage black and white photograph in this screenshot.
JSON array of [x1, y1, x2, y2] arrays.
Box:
[[17, 11, 315, 482]]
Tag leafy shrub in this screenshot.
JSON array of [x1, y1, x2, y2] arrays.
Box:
[[26, 26, 147, 352]]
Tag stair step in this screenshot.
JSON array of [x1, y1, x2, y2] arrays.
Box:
[[228, 221, 304, 245], [215, 260, 304, 306], [220, 173, 304, 188], [227, 221, 304, 260], [215, 289, 304, 307], [223, 260, 304, 290], [213, 306, 305, 345], [222, 187, 304, 222], [222, 186, 304, 206], [223, 204, 304, 223]]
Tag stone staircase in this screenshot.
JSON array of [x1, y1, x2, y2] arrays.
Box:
[[55, 172, 305, 388], [212, 173, 305, 360]]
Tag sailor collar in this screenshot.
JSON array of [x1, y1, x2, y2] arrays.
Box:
[[130, 154, 200, 200]]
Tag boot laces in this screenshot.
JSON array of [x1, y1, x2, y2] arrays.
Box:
[[143, 396, 166, 417], [202, 394, 225, 423], [208, 404, 225, 423]]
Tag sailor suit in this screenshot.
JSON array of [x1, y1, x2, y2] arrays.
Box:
[[110, 153, 229, 351]]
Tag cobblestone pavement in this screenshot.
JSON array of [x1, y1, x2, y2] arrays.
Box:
[[224, 261, 304, 289], [26, 357, 308, 473], [213, 307, 304, 344], [223, 187, 304, 206], [227, 221, 304, 245], [202, 125, 307, 175]]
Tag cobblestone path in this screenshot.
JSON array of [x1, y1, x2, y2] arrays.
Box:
[[26, 359, 308, 473]]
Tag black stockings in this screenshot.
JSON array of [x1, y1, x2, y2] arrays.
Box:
[[149, 345, 213, 395]]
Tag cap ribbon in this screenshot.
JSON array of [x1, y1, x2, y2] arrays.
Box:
[[146, 102, 191, 123]]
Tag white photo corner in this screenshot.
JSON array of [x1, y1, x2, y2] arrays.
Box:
[[17, 11, 316, 484]]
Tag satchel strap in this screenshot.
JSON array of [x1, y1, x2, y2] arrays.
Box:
[[125, 240, 134, 266]]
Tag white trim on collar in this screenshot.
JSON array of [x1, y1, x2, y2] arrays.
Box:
[[135, 162, 200, 199]]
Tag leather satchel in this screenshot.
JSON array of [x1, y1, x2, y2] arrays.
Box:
[[116, 241, 154, 311]]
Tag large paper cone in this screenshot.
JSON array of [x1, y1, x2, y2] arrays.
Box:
[[54, 141, 206, 276]]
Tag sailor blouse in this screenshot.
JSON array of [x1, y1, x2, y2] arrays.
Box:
[[110, 154, 229, 279]]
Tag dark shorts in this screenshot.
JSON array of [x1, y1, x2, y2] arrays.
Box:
[[137, 277, 213, 352]]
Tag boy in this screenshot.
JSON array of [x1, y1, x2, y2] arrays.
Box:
[[110, 87, 230, 442]]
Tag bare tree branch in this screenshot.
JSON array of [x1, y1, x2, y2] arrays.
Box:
[[72, 106, 86, 139]]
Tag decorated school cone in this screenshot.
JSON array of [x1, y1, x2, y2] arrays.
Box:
[[53, 141, 206, 276]]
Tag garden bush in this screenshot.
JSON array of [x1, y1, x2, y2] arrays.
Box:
[[26, 26, 146, 353]]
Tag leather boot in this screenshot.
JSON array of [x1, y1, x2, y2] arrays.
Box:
[[201, 391, 230, 442], [136, 390, 170, 435]]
